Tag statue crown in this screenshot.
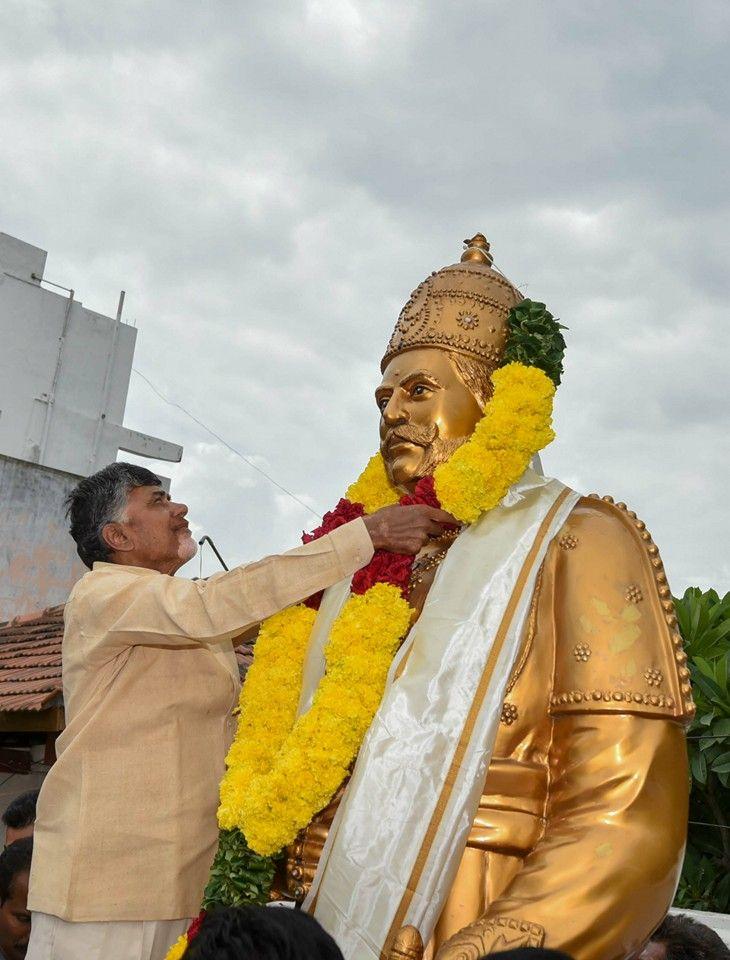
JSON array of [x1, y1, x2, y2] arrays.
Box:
[[460, 233, 493, 266], [381, 233, 523, 372]]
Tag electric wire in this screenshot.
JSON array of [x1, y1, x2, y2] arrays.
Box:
[[132, 368, 322, 520]]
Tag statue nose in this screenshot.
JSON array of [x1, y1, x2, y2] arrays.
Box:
[[382, 396, 408, 426]]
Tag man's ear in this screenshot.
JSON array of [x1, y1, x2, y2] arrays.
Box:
[[102, 521, 133, 554]]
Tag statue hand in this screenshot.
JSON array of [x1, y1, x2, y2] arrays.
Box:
[[435, 917, 545, 959], [364, 505, 457, 555], [388, 925, 424, 960]]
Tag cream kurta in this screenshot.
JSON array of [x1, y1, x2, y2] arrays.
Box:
[[29, 518, 373, 923]]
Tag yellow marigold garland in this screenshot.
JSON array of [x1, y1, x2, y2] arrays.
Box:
[[165, 935, 188, 960], [434, 363, 555, 523], [237, 584, 411, 855], [216, 361, 555, 859], [218, 605, 316, 831], [345, 452, 399, 511]]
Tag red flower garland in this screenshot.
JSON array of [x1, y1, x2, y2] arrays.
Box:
[[183, 909, 206, 947], [301, 475, 448, 607]]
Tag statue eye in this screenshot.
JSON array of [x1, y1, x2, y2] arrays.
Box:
[[411, 383, 430, 397], [377, 395, 389, 411]]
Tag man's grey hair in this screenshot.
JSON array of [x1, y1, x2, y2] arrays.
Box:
[[65, 462, 161, 569]]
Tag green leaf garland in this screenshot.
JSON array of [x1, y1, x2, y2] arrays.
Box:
[[502, 299, 567, 386], [202, 830, 277, 910]]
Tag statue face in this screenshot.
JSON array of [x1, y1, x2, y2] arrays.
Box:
[[376, 347, 484, 490]]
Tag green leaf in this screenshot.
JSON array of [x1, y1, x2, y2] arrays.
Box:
[[690, 749, 707, 784], [501, 299, 567, 386], [711, 760, 730, 774], [202, 830, 277, 910]]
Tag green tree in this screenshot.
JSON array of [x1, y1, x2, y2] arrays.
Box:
[[674, 587, 730, 912]]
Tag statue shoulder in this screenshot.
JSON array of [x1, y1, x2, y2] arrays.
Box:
[[546, 494, 695, 724]]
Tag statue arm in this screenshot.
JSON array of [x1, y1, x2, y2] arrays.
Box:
[[436, 713, 688, 960]]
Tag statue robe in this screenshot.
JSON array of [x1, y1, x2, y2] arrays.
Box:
[[281, 495, 693, 960]]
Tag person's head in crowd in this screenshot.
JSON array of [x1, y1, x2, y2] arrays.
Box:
[[640, 913, 730, 960], [0, 838, 33, 960], [65, 462, 197, 574], [2, 792, 38, 848], [483, 950, 574, 960], [184, 905, 344, 960]]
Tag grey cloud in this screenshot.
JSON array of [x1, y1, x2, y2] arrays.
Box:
[[1, 0, 727, 590]]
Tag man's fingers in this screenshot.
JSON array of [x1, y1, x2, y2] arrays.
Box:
[[364, 504, 460, 554], [423, 507, 459, 526], [425, 518, 449, 537]]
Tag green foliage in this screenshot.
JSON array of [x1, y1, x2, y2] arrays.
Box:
[[202, 829, 277, 910], [502, 300, 568, 386], [674, 588, 730, 913]]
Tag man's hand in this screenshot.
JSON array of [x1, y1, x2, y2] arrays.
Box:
[[363, 505, 457, 554]]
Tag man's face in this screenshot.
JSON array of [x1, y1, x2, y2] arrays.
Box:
[[376, 348, 484, 489], [0, 871, 30, 960], [104, 485, 197, 573]]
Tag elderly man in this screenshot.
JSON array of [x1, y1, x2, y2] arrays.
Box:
[[26, 462, 452, 960]]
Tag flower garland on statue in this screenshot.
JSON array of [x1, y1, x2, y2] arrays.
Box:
[[167, 301, 565, 958]]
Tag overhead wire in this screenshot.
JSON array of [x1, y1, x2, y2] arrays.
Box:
[[132, 368, 322, 521]]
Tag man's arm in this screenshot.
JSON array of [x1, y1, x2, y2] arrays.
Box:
[[76, 518, 372, 652], [78, 506, 454, 654]]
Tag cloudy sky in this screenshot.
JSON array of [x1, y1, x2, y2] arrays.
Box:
[[2, 0, 728, 591]]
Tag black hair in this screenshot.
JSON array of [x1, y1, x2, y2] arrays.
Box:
[[0, 838, 32, 904], [185, 905, 344, 960], [652, 913, 730, 960], [484, 951, 575, 960], [65, 462, 161, 569], [1, 790, 39, 831]]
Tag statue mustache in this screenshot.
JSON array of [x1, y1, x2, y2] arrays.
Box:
[[385, 424, 438, 449]]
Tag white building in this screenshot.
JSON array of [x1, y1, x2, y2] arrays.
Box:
[[0, 231, 182, 620]]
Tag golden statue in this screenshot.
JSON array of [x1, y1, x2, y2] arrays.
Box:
[[277, 234, 693, 960]]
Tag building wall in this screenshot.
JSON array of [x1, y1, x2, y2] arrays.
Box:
[[0, 455, 86, 621], [0, 230, 182, 621], [0, 232, 182, 476]]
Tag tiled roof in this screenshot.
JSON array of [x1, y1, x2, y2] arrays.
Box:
[[0, 604, 256, 716], [0, 605, 64, 712]]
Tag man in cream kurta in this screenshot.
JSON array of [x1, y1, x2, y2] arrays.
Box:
[[27, 462, 451, 960]]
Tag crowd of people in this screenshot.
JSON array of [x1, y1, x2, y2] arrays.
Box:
[[0, 787, 727, 960], [1, 790, 37, 960]]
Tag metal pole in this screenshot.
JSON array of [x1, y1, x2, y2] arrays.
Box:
[[38, 287, 75, 464], [198, 535, 229, 571]]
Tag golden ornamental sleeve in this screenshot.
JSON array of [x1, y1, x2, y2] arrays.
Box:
[[549, 495, 694, 723]]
